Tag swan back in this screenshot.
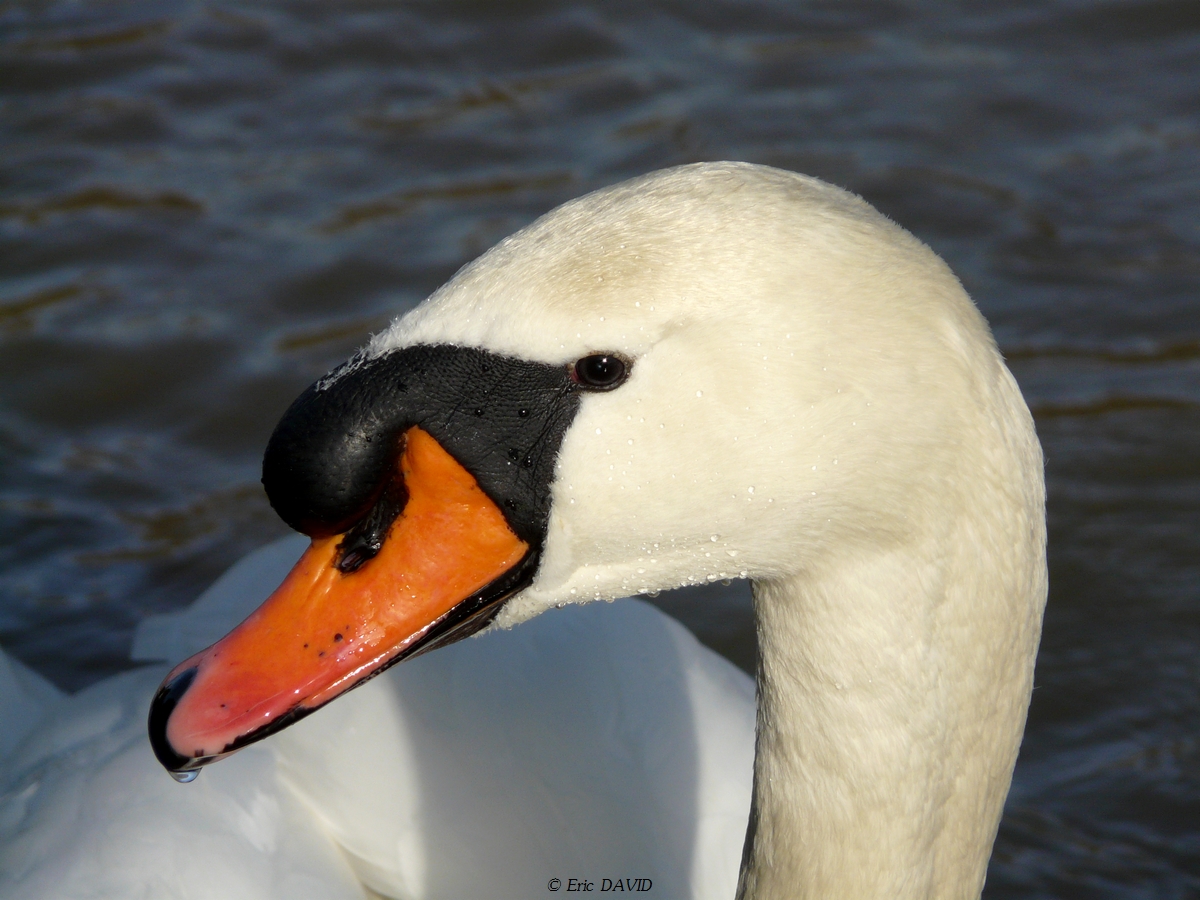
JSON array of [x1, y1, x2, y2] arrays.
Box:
[[6, 535, 755, 900]]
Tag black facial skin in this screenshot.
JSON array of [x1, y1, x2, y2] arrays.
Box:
[[263, 344, 584, 551]]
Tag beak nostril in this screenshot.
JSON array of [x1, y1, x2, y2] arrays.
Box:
[[335, 450, 410, 573], [336, 547, 371, 573]]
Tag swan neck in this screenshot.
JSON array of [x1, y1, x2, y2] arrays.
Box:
[[737, 537, 1042, 900]]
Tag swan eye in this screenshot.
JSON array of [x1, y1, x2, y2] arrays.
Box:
[[572, 354, 628, 391]]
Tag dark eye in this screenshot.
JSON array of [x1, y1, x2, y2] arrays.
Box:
[[572, 354, 629, 391]]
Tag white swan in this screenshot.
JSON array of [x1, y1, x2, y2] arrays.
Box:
[[0, 161, 1045, 900]]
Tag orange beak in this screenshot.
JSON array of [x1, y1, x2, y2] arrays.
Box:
[[149, 427, 530, 773]]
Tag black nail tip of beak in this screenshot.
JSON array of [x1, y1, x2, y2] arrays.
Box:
[[147, 666, 199, 775]]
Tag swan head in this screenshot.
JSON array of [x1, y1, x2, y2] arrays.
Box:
[[149, 163, 1041, 785], [380, 162, 1022, 625]]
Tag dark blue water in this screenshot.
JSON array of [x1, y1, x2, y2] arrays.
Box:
[[2, 2, 1198, 896]]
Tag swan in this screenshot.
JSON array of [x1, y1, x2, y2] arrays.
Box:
[[0, 161, 1045, 900]]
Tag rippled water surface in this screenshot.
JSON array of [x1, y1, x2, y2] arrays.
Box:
[[2, 1, 1198, 896]]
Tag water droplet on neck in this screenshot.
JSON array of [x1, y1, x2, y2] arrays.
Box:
[[171, 770, 199, 784]]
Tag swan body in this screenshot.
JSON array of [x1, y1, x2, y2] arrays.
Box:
[[1, 536, 755, 898], [0, 162, 1045, 900]]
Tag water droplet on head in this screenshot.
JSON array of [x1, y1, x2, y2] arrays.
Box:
[[171, 770, 199, 784]]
